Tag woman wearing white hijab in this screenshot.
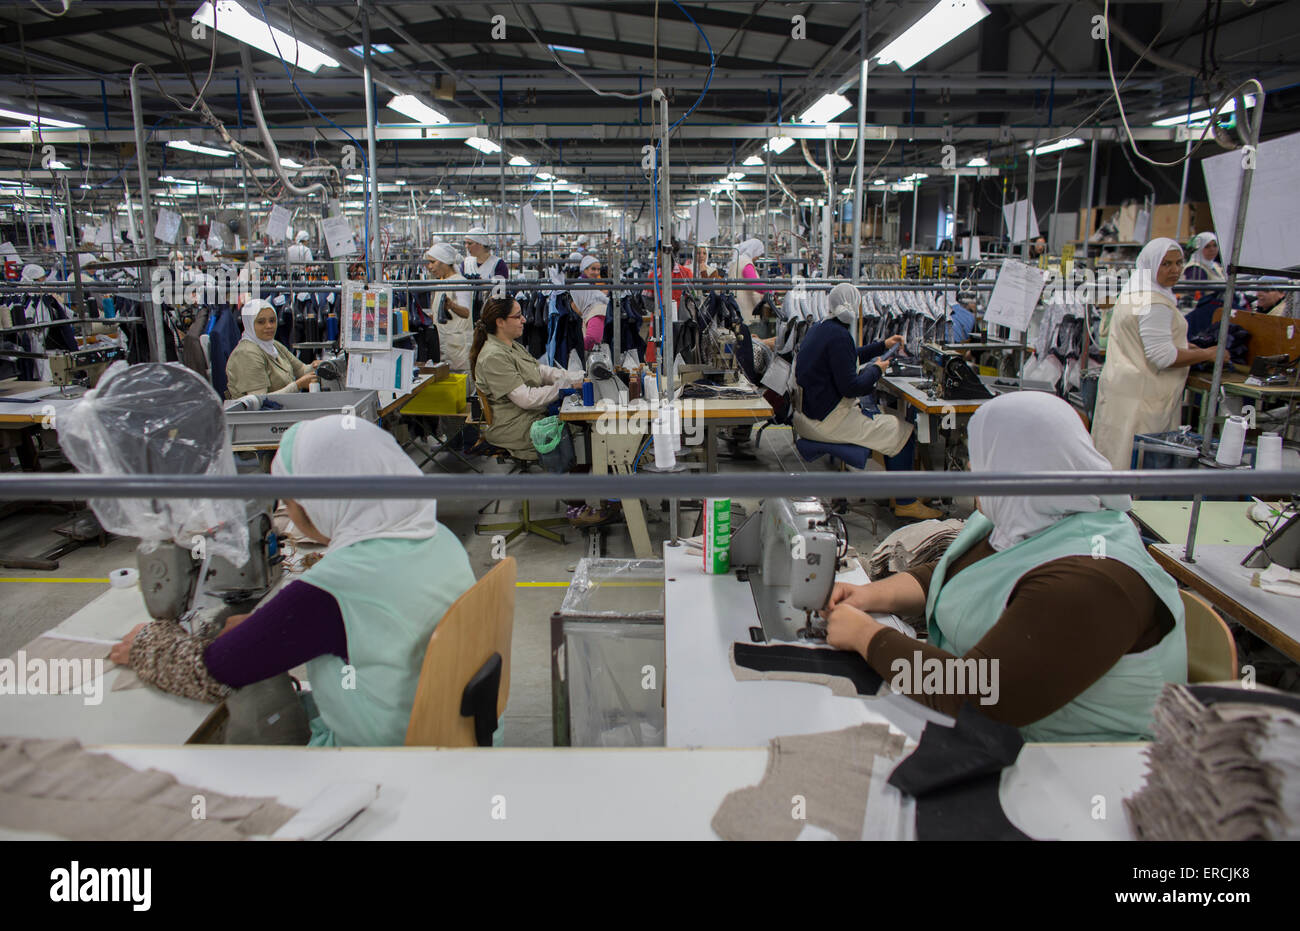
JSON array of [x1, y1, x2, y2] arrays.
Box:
[[113, 416, 477, 747], [821, 392, 1187, 742], [462, 227, 508, 280], [1183, 231, 1224, 282], [224, 298, 318, 398], [728, 238, 768, 323], [571, 254, 610, 350], [1091, 237, 1218, 469], [424, 242, 474, 373]]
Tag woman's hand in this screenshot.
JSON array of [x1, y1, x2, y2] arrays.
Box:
[[309, 359, 322, 370], [109, 623, 146, 666], [222, 613, 250, 634], [295, 372, 318, 390], [884, 334, 905, 350], [821, 603, 885, 658], [826, 581, 867, 611], [874, 357, 894, 373]]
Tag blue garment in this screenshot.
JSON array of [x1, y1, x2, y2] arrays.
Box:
[[946, 303, 975, 343], [794, 318, 887, 421], [205, 305, 243, 399]]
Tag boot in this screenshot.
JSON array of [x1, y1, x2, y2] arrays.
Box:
[[893, 499, 943, 521]]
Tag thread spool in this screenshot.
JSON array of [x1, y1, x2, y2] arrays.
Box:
[[1215, 415, 1248, 467], [652, 407, 676, 469], [109, 567, 139, 589], [1256, 432, 1283, 471]]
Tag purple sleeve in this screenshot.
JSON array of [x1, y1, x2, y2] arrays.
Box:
[[204, 580, 349, 688]]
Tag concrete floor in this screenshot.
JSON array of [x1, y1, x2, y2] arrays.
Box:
[[0, 423, 935, 746]]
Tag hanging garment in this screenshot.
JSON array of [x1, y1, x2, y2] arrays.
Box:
[[181, 306, 212, 379], [205, 304, 243, 399], [522, 291, 549, 359]]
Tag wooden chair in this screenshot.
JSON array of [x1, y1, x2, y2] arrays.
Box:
[[405, 557, 516, 747], [1181, 589, 1239, 683], [471, 394, 568, 545]]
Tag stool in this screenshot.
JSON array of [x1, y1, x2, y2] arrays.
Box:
[[794, 438, 870, 470], [469, 438, 567, 545]]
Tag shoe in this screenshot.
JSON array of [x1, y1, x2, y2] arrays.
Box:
[[893, 499, 943, 521]]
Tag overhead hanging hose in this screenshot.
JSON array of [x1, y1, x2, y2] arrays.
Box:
[[241, 52, 334, 199]]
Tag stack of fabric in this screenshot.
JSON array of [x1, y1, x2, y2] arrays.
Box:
[[1125, 684, 1300, 840], [867, 518, 966, 580]]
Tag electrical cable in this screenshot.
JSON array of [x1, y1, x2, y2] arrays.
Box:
[[509, 0, 653, 100], [27, 0, 70, 16], [666, 0, 714, 131]]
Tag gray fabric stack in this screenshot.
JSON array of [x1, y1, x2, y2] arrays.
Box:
[[1125, 684, 1300, 841], [867, 518, 966, 580]]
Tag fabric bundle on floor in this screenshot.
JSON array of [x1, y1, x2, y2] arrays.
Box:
[[1125, 684, 1300, 840], [0, 737, 297, 841], [711, 723, 907, 841], [867, 518, 966, 580]]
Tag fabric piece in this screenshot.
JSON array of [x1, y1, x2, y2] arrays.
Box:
[[914, 772, 1032, 841], [129, 616, 231, 704], [730, 642, 883, 697], [968, 391, 1130, 551], [867, 518, 965, 580], [711, 723, 907, 841], [10, 637, 110, 694], [0, 737, 296, 840], [889, 704, 1025, 796], [1124, 684, 1300, 841]]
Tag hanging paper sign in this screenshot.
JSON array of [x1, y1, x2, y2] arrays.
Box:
[[342, 281, 393, 351]]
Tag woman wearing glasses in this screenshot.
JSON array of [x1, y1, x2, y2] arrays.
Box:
[[471, 297, 581, 470]]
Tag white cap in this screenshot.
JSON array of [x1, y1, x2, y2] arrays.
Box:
[[464, 226, 494, 247], [424, 242, 459, 266], [579, 254, 601, 273], [567, 251, 583, 263], [21, 264, 46, 282], [828, 282, 861, 325], [295, 230, 310, 243]]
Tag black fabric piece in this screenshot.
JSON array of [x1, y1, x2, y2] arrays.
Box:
[[888, 703, 1024, 798], [1188, 684, 1300, 715], [914, 772, 1032, 841], [731, 642, 883, 696]]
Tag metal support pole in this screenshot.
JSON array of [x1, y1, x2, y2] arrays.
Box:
[[362, 9, 382, 282], [60, 178, 86, 315], [128, 66, 163, 363], [1022, 144, 1037, 261], [910, 180, 920, 250], [1080, 136, 1098, 260], [1186, 86, 1267, 563], [852, 5, 868, 281], [652, 88, 678, 545], [1174, 134, 1192, 243], [1051, 155, 1062, 251]]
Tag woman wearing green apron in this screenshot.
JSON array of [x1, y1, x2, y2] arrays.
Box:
[[821, 391, 1187, 742], [471, 296, 580, 468], [113, 415, 477, 747]]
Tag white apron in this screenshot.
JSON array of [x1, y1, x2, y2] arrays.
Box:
[[792, 396, 913, 458], [432, 275, 472, 373], [1091, 289, 1189, 470]]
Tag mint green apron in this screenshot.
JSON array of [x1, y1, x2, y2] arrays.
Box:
[[925, 509, 1186, 742]]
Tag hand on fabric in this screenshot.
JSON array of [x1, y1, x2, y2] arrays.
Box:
[[884, 334, 905, 350], [821, 603, 885, 658], [222, 613, 250, 634], [826, 581, 868, 611], [109, 623, 146, 666]]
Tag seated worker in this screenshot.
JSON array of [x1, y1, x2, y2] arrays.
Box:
[[110, 416, 478, 747], [1253, 277, 1294, 318], [794, 282, 940, 521], [947, 293, 978, 343], [822, 391, 1187, 743], [224, 298, 319, 399], [471, 296, 581, 470], [570, 255, 611, 351]]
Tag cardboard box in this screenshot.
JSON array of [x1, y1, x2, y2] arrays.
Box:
[[1149, 202, 1211, 242]]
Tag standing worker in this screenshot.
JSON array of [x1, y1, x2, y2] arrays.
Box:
[[463, 228, 508, 281], [728, 238, 769, 325], [424, 242, 474, 374], [287, 230, 313, 265], [1183, 232, 1224, 282], [1091, 238, 1219, 470], [571, 255, 610, 351]]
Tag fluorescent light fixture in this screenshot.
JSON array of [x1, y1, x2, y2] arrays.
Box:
[[536, 171, 556, 181], [1151, 94, 1257, 127], [1029, 137, 1084, 156], [79, 183, 92, 189], [432, 188, 443, 195], [349, 43, 394, 55], [465, 136, 501, 155], [903, 172, 929, 182], [966, 156, 988, 167], [765, 136, 795, 155], [47, 160, 69, 170], [158, 175, 194, 184], [841, 187, 855, 195], [725, 172, 747, 182], [192, 1, 340, 73], [167, 139, 234, 158], [872, 178, 885, 185], [798, 93, 851, 124], [279, 157, 303, 169], [742, 155, 764, 167], [346, 173, 364, 181], [509, 155, 532, 167], [548, 44, 585, 55], [394, 178, 407, 185], [0, 107, 84, 129], [386, 94, 449, 125], [875, 0, 990, 71]]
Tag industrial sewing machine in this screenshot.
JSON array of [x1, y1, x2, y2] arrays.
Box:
[[918, 342, 993, 401], [729, 498, 842, 641], [49, 347, 119, 389]]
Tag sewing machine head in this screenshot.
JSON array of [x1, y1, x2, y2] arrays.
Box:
[[49, 349, 115, 389], [919, 342, 993, 401], [730, 498, 840, 641]]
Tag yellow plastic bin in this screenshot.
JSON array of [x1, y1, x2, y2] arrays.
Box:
[[403, 372, 468, 416]]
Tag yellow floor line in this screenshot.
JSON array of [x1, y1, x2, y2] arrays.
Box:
[[0, 578, 110, 584]]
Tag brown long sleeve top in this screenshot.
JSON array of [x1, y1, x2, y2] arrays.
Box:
[[864, 536, 1175, 727]]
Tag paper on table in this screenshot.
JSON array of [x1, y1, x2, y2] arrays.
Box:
[[155, 208, 181, 245], [1001, 199, 1039, 242], [10, 637, 109, 694], [321, 214, 356, 258], [266, 204, 290, 243], [519, 203, 542, 245], [985, 258, 1049, 333], [1202, 129, 1300, 270], [347, 348, 415, 392]]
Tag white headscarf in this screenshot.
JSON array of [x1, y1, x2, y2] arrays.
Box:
[[578, 254, 601, 274], [295, 230, 310, 243], [272, 416, 439, 554], [424, 242, 459, 267], [567, 251, 583, 264], [464, 226, 494, 248], [1122, 237, 1183, 303], [828, 281, 861, 325], [239, 298, 280, 359], [969, 391, 1131, 551], [735, 238, 764, 261], [1185, 231, 1222, 277], [21, 264, 46, 282]]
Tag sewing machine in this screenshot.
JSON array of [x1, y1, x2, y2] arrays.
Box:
[[918, 342, 993, 401], [49, 347, 119, 389], [729, 498, 841, 641], [1246, 354, 1298, 388]]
